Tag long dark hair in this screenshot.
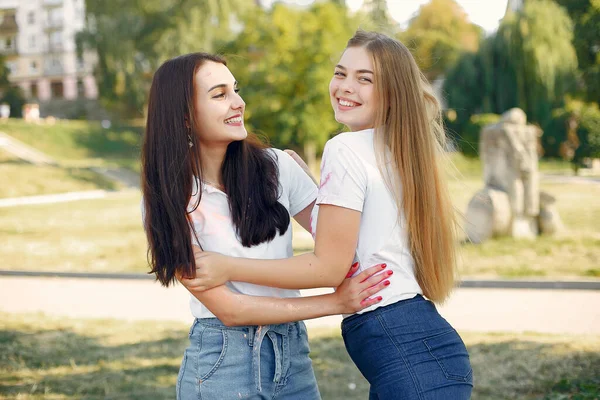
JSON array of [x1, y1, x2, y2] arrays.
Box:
[[142, 53, 290, 287]]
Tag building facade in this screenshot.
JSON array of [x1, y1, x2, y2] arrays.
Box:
[[0, 0, 97, 111]]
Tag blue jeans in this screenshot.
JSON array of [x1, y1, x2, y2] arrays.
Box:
[[342, 295, 473, 400], [177, 318, 321, 400]]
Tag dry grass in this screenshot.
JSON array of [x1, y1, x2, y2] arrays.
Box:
[[0, 313, 598, 399]]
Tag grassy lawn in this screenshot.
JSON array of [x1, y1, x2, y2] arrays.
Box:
[[0, 190, 147, 273], [0, 150, 119, 199], [0, 313, 598, 399], [448, 177, 600, 279], [0, 121, 598, 279], [1, 165, 598, 279], [0, 119, 142, 172]]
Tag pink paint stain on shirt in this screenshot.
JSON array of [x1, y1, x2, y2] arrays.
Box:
[[320, 171, 333, 189]]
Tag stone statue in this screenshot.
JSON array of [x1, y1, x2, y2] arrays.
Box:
[[466, 108, 562, 243]]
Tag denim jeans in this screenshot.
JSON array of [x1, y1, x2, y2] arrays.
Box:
[[342, 295, 473, 400], [176, 318, 321, 400]]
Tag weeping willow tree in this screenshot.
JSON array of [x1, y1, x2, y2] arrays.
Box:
[[445, 0, 578, 135]]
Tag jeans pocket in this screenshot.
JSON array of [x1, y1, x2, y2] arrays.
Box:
[[423, 330, 473, 383], [198, 328, 228, 383]]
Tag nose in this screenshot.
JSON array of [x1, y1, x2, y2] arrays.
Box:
[[232, 91, 245, 112], [339, 80, 354, 94]]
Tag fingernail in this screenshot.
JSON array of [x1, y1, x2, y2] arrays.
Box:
[[384, 280, 390, 286], [381, 263, 387, 269], [352, 262, 359, 268], [377, 296, 383, 301], [387, 270, 394, 276]]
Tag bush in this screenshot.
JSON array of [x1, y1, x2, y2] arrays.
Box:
[[574, 103, 600, 163], [0, 86, 25, 118]]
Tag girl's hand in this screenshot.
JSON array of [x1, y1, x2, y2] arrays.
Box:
[[284, 149, 317, 185], [178, 247, 230, 292], [334, 262, 392, 314]]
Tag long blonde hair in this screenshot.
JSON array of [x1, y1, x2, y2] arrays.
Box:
[[346, 30, 457, 303]]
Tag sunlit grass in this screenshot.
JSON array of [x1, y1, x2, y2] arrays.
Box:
[[0, 190, 147, 273], [0, 150, 119, 199], [0, 313, 598, 399]]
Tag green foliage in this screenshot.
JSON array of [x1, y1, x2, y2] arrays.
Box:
[[444, 0, 579, 156], [78, 0, 250, 118], [573, 101, 600, 161], [553, 0, 600, 103], [224, 2, 357, 158], [400, 0, 482, 80], [0, 55, 25, 118]]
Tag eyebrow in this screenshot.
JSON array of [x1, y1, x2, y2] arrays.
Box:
[[335, 65, 374, 74], [207, 81, 238, 92]]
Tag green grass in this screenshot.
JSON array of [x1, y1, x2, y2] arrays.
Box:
[[0, 119, 598, 279], [0, 150, 119, 199], [0, 119, 142, 172], [0, 190, 147, 273], [0, 171, 598, 278], [0, 313, 598, 399]]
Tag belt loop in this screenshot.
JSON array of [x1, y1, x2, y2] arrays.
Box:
[[252, 325, 269, 392], [247, 326, 255, 347], [267, 331, 283, 384]]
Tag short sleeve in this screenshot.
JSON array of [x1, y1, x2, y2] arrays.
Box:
[[276, 149, 318, 216], [316, 139, 366, 212]]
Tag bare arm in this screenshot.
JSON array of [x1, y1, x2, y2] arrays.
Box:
[[181, 263, 387, 326], [192, 204, 362, 290]]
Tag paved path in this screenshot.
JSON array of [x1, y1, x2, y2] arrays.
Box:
[[1, 276, 598, 335]]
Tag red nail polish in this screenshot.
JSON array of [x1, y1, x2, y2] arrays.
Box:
[[377, 296, 383, 301], [384, 280, 390, 286], [381, 263, 387, 269], [352, 262, 359, 268], [387, 270, 394, 276]]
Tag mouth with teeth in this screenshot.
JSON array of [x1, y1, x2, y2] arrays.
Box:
[[337, 98, 361, 110], [224, 115, 243, 126]]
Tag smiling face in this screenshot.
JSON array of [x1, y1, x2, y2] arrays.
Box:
[[193, 61, 247, 148], [329, 46, 378, 132]]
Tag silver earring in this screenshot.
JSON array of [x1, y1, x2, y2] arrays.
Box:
[[188, 134, 193, 148]]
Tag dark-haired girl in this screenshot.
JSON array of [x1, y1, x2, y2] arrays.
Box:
[[141, 52, 388, 400]]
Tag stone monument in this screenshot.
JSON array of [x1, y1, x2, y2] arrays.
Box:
[[465, 108, 563, 243]]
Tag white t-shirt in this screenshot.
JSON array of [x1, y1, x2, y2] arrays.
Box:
[[310, 129, 422, 315], [188, 148, 318, 319]]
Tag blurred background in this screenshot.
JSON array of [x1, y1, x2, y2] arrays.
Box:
[[0, 0, 598, 399]]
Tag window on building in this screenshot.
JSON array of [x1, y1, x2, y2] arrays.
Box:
[[51, 31, 62, 46], [30, 61, 38, 73], [29, 35, 35, 49], [77, 79, 85, 98], [4, 38, 11, 50], [28, 11, 35, 24], [50, 81, 64, 99], [30, 83, 38, 99]]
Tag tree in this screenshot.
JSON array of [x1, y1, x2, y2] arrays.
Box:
[[224, 2, 358, 170], [444, 0, 578, 135], [362, 0, 395, 33], [78, 0, 250, 118], [553, 0, 600, 103], [0, 55, 25, 118], [400, 0, 482, 80]]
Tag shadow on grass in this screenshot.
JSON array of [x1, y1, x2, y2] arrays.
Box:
[[72, 124, 143, 168], [1, 326, 599, 400], [0, 327, 185, 399], [65, 167, 120, 191]]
